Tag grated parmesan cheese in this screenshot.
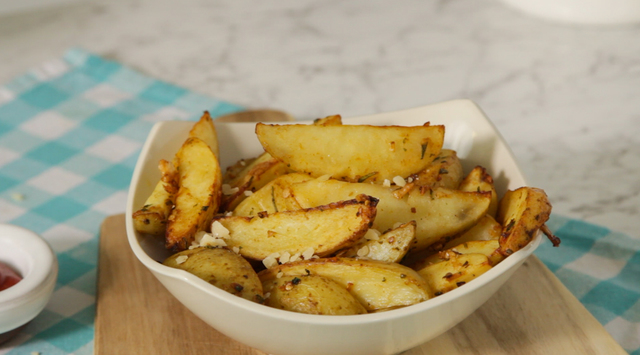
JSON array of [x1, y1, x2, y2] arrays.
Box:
[[211, 221, 230, 239], [263, 256, 278, 269], [382, 179, 391, 187], [364, 228, 381, 240], [222, 184, 240, 195], [244, 190, 253, 197], [392, 176, 406, 187], [232, 246, 240, 254], [175, 255, 189, 264], [276, 271, 284, 279], [279, 251, 291, 264], [357, 246, 370, 257], [301, 247, 315, 260]]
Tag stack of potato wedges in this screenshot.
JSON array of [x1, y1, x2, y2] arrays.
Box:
[[132, 112, 558, 315]]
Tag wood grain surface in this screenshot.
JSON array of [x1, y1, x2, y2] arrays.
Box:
[[96, 214, 625, 355]]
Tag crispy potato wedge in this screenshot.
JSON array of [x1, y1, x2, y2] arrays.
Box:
[[256, 123, 444, 183], [413, 240, 503, 269], [313, 114, 343, 126], [259, 257, 431, 311], [410, 149, 463, 190], [163, 247, 263, 302], [337, 221, 417, 263], [221, 152, 292, 211], [289, 179, 491, 253], [497, 187, 552, 255], [416, 253, 492, 296], [262, 274, 367, 315], [166, 137, 222, 251], [213, 195, 377, 260], [459, 166, 498, 218], [132, 159, 177, 235], [189, 111, 219, 158], [442, 214, 501, 250], [233, 173, 313, 216]]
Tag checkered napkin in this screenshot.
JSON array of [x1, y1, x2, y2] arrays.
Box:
[[537, 215, 640, 354], [0, 49, 638, 354], [0, 48, 242, 355]]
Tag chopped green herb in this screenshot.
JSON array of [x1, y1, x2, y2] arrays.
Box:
[[421, 143, 428, 159], [358, 172, 377, 183]]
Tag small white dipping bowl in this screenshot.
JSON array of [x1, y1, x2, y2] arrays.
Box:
[[127, 99, 542, 355], [0, 224, 58, 335]]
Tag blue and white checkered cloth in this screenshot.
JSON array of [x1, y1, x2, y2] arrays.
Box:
[[0, 49, 638, 354]]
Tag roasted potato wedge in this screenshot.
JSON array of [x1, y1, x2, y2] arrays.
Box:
[[259, 257, 431, 311], [262, 274, 367, 315], [166, 137, 222, 251], [416, 253, 492, 296], [256, 123, 444, 183], [163, 247, 263, 302], [497, 187, 552, 255], [459, 166, 498, 218], [409, 149, 463, 190], [221, 152, 292, 211], [189, 111, 219, 158], [289, 179, 491, 253], [213, 195, 377, 260], [132, 159, 177, 235], [337, 221, 416, 263], [233, 173, 313, 216], [442, 214, 501, 250]]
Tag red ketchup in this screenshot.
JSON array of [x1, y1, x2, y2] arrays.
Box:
[[0, 262, 21, 291]]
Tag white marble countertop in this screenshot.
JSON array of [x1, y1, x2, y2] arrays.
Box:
[[1, 0, 639, 238]]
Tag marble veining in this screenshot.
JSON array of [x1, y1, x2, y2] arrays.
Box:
[[1, 0, 639, 237]]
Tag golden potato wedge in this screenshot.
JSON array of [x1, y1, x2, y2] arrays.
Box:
[[289, 179, 491, 253], [313, 114, 343, 126], [450, 240, 504, 266], [416, 253, 492, 296], [442, 214, 501, 250], [221, 152, 292, 211], [163, 247, 263, 303], [262, 274, 367, 315], [166, 137, 222, 251], [337, 221, 417, 263], [233, 173, 313, 217], [212, 194, 377, 260], [410, 149, 463, 190], [189, 111, 219, 158], [132, 159, 177, 235], [256, 123, 444, 183], [259, 257, 431, 311], [459, 166, 498, 218], [497, 187, 552, 255]]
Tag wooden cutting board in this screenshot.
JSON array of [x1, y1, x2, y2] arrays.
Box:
[[95, 214, 625, 354]]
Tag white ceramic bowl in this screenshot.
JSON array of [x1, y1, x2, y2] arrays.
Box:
[[0, 224, 58, 334], [126, 99, 542, 355]]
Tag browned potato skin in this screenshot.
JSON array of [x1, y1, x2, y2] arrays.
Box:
[[313, 114, 343, 126], [415, 253, 492, 296], [221, 152, 292, 211], [166, 137, 222, 251], [259, 257, 431, 311], [497, 187, 552, 256], [132, 159, 177, 236], [214, 195, 378, 260], [409, 149, 463, 190], [189, 111, 219, 158], [256, 123, 444, 184], [163, 247, 263, 303], [262, 275, 367, 315], [459, 166, 499, 218], [337, 221, 417, 263]]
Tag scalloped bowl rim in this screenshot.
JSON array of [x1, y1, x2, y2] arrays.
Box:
[[126, 99, 541, 353]]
